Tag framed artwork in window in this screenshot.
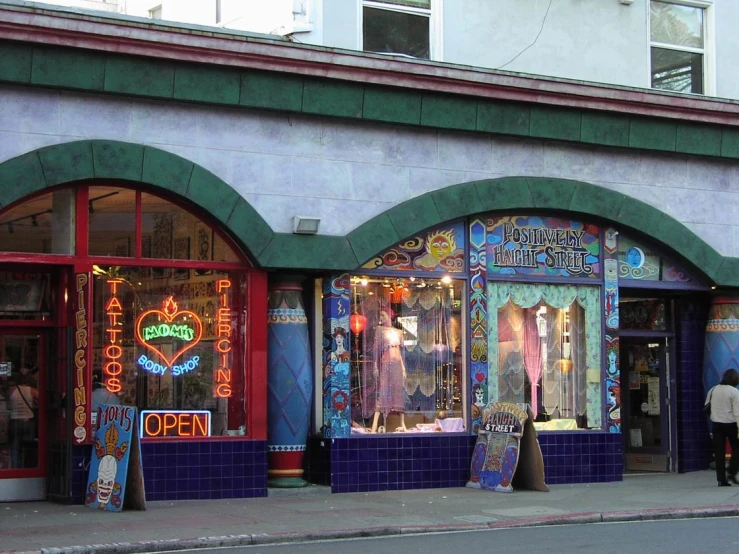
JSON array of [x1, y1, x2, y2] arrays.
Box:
[[194, 221, 213, 276], [173, 236, 190, 281], [152, 214, 172, 279], [114, 237, 130, 258]]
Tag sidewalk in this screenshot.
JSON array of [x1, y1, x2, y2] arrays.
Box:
[[3, 470, 739, 554]]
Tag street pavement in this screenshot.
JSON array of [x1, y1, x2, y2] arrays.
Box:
[[2, 470, 739, 554]]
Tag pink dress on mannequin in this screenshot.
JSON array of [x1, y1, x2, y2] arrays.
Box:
[[373, 322, 406, 415]]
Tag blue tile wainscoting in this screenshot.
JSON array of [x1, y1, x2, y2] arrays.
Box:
[[537, 432, 623, 484], [326, 431, 623, 493], [676, 299, 712, 473], [70, 440, 268, 503], [329, 434, 473, 493]]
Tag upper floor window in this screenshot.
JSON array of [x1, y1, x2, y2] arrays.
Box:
[[650, 1, 706, 94], [362, 0, 432, 59]]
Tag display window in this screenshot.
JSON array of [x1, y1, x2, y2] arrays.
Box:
[[488, 283, 602, 430], [347, 275, 466, 434], [0, 183, 254, 442], [0, 189, 74, 255], [92, 267, 245, 437]]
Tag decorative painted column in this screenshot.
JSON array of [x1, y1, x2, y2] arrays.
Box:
[[603, 227, 619, 433], [321, 274, 351, 438], [469, 218, 488, 434], [703, 296, 739, 393], [267, 275, 313, 488]]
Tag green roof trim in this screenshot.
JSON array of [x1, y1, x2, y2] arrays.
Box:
[[0, 41, 737, 161]]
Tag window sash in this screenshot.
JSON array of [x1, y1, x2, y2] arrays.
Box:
[[650, 0, 704, 49], [365, 0, 430, 11]]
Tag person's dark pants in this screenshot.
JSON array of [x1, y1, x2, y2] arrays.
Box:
[[712, 421, 739, 483]]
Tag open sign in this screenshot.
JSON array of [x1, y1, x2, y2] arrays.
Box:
[[140, 410, 211, 439]]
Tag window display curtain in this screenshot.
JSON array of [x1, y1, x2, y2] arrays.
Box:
[[523, 308, 543, 417], [488, 283, 601, 415]]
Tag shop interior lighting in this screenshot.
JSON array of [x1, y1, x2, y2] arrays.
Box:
[[292, 215, 321, 235], [88, 191, 120, 214], [2, 208, 52, 231]]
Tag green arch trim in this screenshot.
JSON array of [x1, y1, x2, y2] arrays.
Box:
[[2, 145, 738, 286], [346, 176, 737, 287], [0, 140, 274, 260]]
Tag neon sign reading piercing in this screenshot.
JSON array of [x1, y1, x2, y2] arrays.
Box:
[[214, 279, 233, 398]]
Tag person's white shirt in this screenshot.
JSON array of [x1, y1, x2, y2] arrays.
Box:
[[708, 384, 739, 425], [9, 385, 36, 420]]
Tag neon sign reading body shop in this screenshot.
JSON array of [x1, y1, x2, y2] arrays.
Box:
[[135, 296, 203, 376]]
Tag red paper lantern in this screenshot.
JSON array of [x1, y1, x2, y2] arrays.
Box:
[[391, 286, 408, 303], [350, 313, 367, 334]]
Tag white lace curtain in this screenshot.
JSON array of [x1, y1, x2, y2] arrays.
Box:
[[488, 282, 601, 420]]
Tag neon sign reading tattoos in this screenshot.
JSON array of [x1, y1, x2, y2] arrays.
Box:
[[104, 279, 124, 393], [214, 279, 233, 398], [135, 296, 203, 376]]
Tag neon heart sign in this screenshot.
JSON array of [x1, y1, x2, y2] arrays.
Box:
[[135, 296, 203, 369]]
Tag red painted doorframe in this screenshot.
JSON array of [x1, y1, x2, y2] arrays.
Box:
[[0, 328, 48, 479]]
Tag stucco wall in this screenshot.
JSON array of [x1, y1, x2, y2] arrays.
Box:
[[442, 0, 647, 88], [306, 0, 739, 101], [1, 83, 737, 257]]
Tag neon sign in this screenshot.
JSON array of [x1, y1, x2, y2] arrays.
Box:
[[74, 273, 89, 443], [214, 279, 233, 398], [140, 410, 211, 438], [135, 296, 203, 375], [103, 279, 124, 394]]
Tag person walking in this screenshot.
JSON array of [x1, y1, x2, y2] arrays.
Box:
[[706, 368, 739, 487]]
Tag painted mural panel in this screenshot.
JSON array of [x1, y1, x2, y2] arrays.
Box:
[[487, 216, 600, 279], [321, 275, 351, 438], [361, 221, 466, 273], [617, 235, 696, 283], [469, 218, 488, 434], [603, 228, 620, 433]]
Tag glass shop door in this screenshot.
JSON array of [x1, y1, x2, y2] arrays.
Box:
[[620, 338, 671, 472], [0, 330, 47, 501]]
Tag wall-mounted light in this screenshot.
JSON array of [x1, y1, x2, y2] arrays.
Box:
[[606, 229, 619, 240], [618, 0, 634, 4], [292, 215, 321, 235]]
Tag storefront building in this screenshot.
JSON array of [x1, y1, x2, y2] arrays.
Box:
[[0, 4, 737, 501], [0, 180, 269, 502], [316, 213, 710, 492]]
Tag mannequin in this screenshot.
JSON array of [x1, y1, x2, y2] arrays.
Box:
[[371, 310, 407, 432]]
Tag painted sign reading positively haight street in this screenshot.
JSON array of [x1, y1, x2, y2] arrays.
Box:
[[487, 216, 600, 278], [85, 404, 145, 512]]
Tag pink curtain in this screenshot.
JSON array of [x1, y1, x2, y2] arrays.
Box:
[[523, 308, 543, 417]]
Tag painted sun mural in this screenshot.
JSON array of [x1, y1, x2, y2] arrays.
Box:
[[361, 222, 466, 273]]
